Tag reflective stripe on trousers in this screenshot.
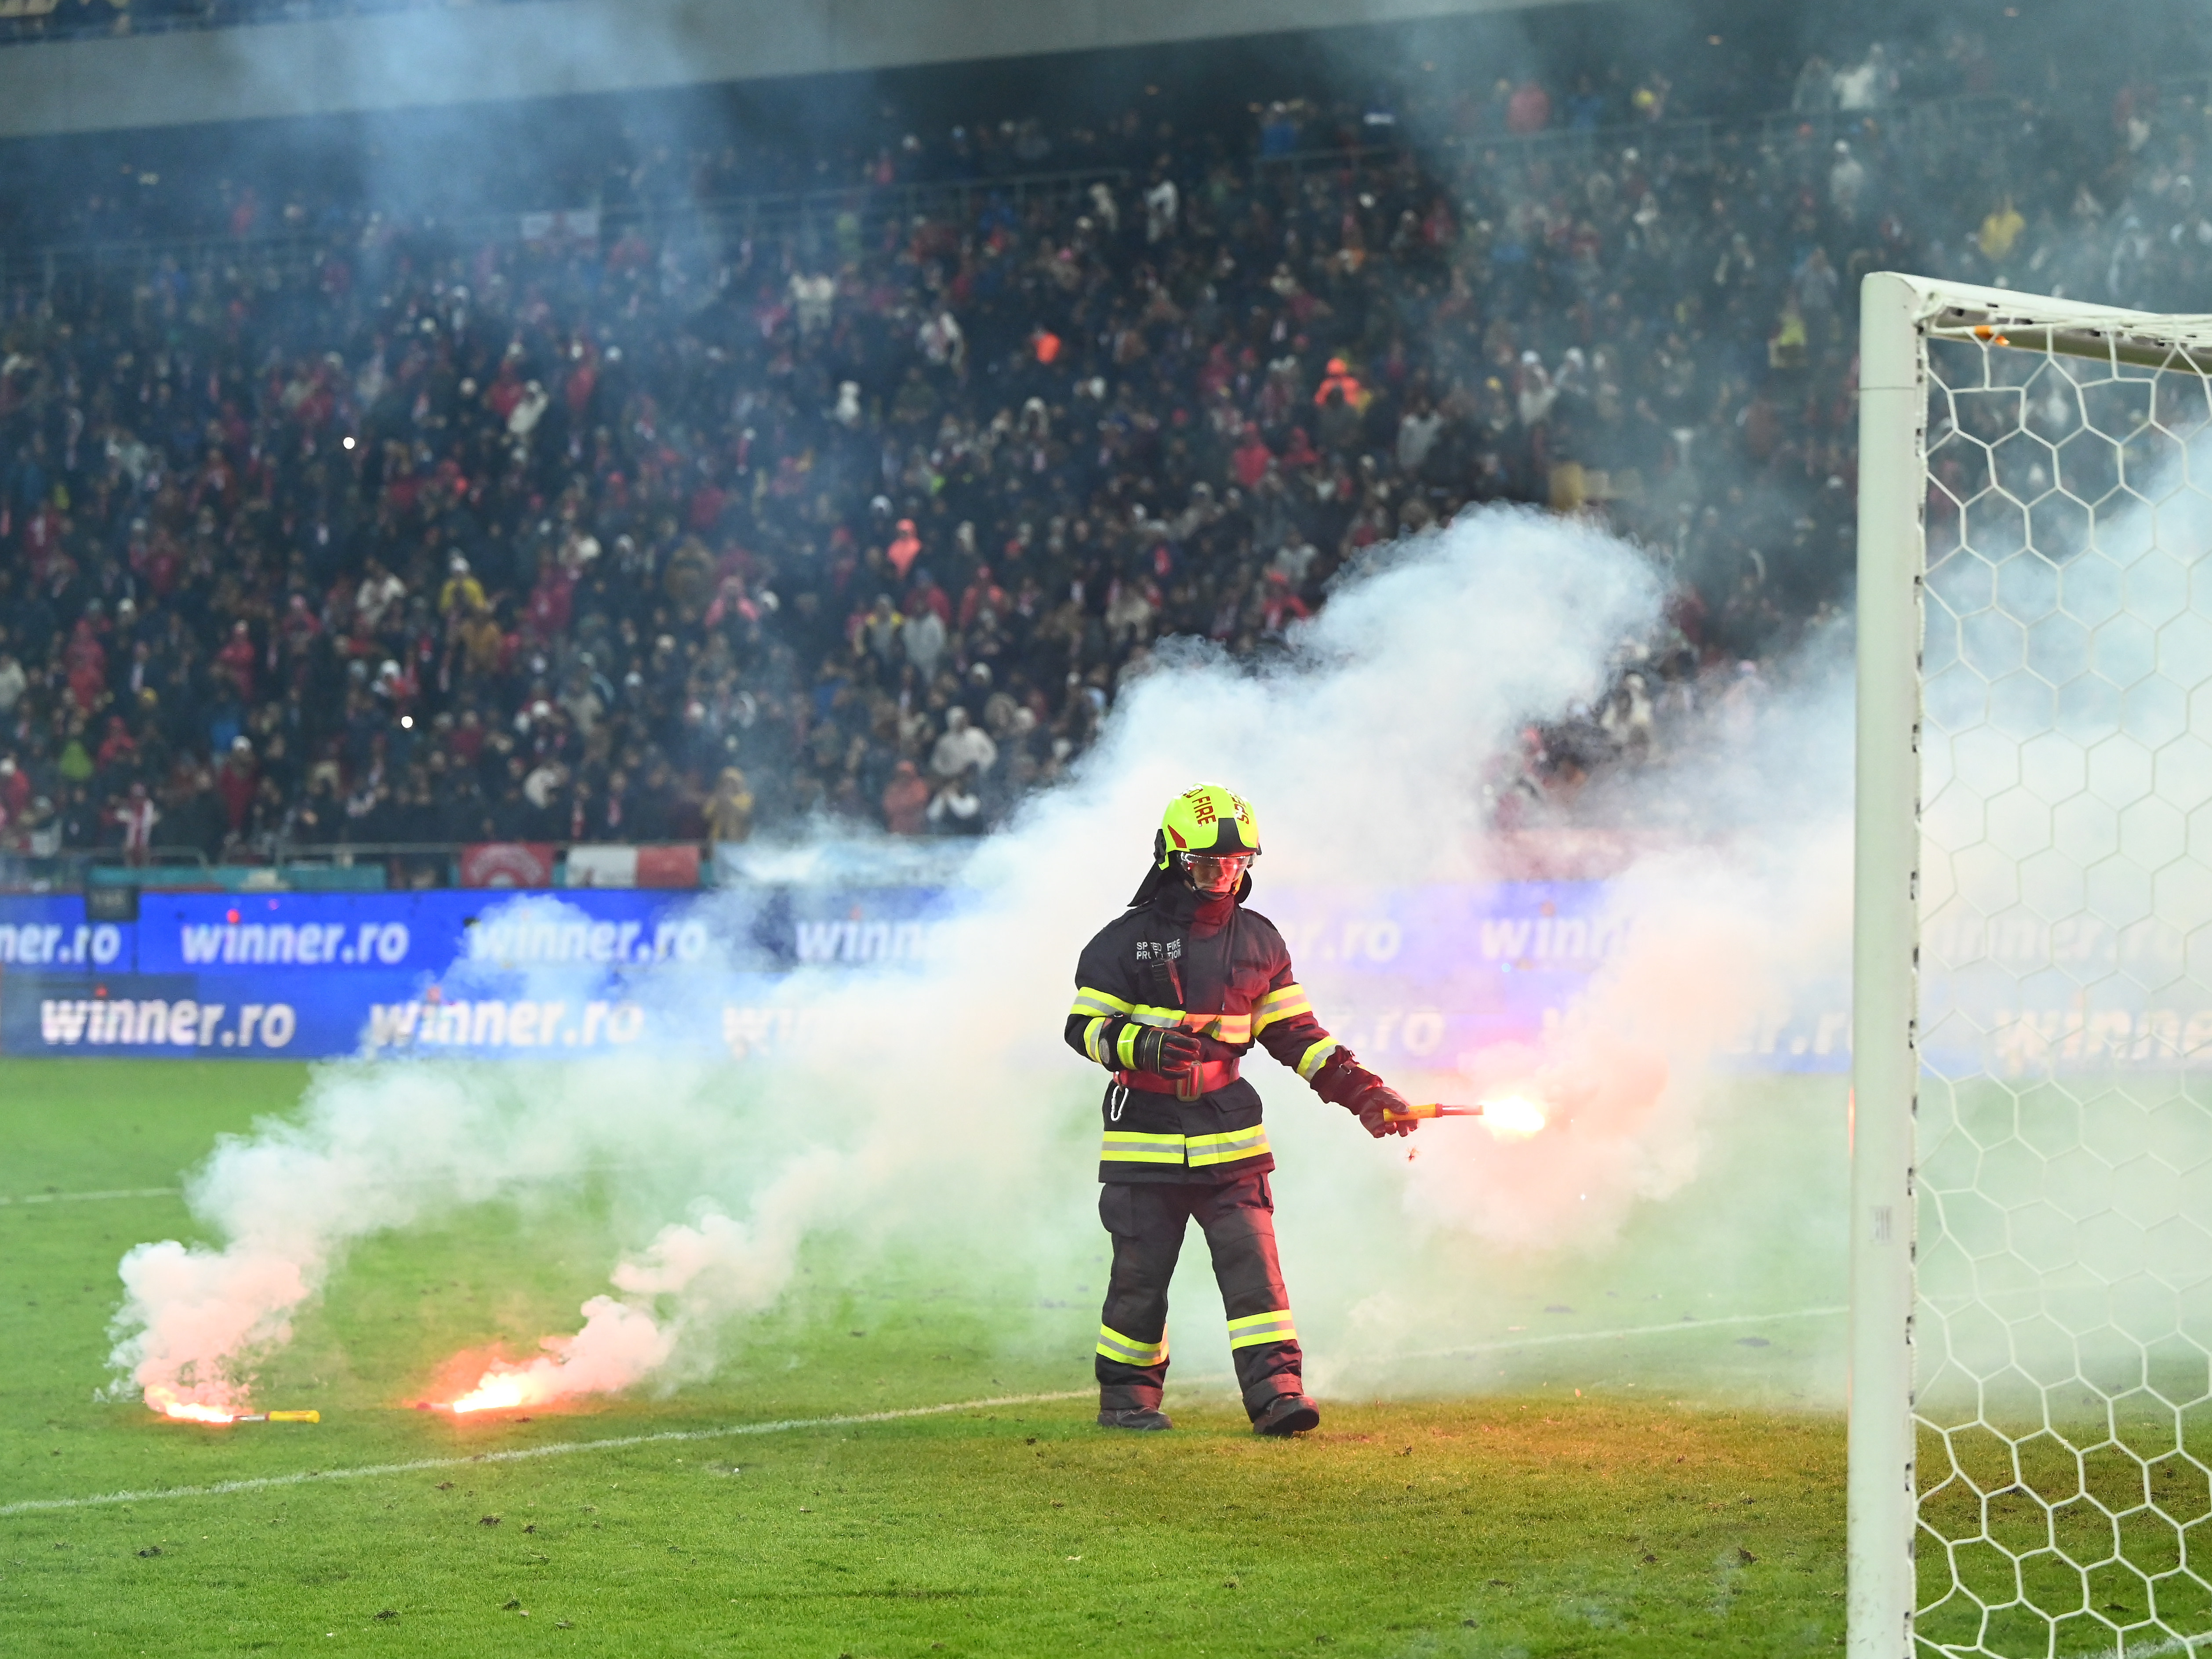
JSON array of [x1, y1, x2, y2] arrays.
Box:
[[1226, 1309, 1298, 1348], [1096, 1324, 1168, 1367]]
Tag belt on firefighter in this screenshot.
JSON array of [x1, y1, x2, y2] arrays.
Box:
[[1113, 1057, 1241, 1102]]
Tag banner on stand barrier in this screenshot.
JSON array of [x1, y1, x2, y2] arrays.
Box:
[[0, 882, 1871, 1070]]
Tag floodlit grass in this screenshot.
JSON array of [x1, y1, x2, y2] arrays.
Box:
[[1, 1060, 1850, 1656]]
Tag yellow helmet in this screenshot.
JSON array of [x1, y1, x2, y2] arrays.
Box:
[[1155, 783, 1260, 869]]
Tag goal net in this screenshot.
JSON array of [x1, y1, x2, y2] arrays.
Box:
[[1852, 275, 2212, 1658]]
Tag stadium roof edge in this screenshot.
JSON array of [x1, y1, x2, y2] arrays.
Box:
[[0, 0, 1603, 139]]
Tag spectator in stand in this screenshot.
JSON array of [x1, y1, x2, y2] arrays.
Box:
[[115, 781, 160, 866], [1979, 196, 2027, 263], [926, 765, 987, 836], [439, 555, 487, 618], [1834, 45, 1895, 112], [902, 600, 948, 683], [1792, 54, 1838, 115], [887, 519, 924, 582], [1829, 139, 1869, 222], [1505, 76, 1553, 134], [0, 755, 29, 828], [931, 707, 996, 781], [705, 766, 755, 847], [883, 758, 931, 835], [216, 738, 259, 844]]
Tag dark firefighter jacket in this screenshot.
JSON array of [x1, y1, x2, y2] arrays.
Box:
[[1064, 880, 1371, 1184]]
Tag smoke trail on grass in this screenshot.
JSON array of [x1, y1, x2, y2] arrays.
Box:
[[109, 506, 1855, 1416]]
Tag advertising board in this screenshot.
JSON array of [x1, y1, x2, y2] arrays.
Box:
[[0, 882, 1869, 1070]]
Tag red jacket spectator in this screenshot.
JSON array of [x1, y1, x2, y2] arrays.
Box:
[[887, 519, 923, 581], [65, 620, 108, 713], [115, 783, 160, 864], [705, 575, 759, 629], [1261, 571, 1313, 633], [907, 575, 952, 628], [959, 566, 1008, 631], [0, 756, 32, 823], [883, 761, 931, 835], [688, 470, 727, 534], [1232, 425, 1273, 489], [217, 740, 259, 834], [96, 716, 138, 770], [216, 620, 258, 703], [566, 341, 599, 418], [1313, 358, 1366, 410], [1507, 79, 1553, 133], [278, 593, 322, 655], [525, 565, 576, 643]]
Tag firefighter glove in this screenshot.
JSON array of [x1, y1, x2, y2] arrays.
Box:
[[1352, 1081, 1416, 1138], [1126, 1024, 1203, 1077]]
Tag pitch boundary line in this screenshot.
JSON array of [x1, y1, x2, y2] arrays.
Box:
[[0, 1391, 1095, 1517], [0, 1187, 182, 1207], [1392, 1305, 1847, 1361]]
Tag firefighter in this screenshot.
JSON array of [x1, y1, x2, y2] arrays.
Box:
[[1064, 784, 1415, 1435]]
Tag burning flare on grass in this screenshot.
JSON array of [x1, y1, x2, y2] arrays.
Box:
[[445, 1374, 530, 1415], [147, 1386, 242, 1424], [434, 1295, 678, 1414], [145, 1387, 318, 1424], [429, 1160, 840, 1413], [1478, 1095, 1549, 1138]]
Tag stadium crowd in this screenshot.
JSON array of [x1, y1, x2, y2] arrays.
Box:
[[0, 23, 2207, 873]]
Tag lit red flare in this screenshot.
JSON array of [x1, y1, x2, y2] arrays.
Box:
[[425, 1356, 566, 1415], [1380, 1096, 1550, 1137], [158, 1400, 240, 1425], [446, 1373, 531, 1415], [420, 1296, 674, 1414], [1479, 1095, 1549, 1137], [145, 1388, 319, 1424]]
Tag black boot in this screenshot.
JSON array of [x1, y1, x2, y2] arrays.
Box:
[[1097, 1407, 1173, 1431], [1250, 1393, 1319, 1436]]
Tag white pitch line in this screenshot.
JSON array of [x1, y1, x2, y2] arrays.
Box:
[[0, 1390, 1094, 1518], [1392, 1305, 1848, 1361], [0, 1187, 181, 1207]]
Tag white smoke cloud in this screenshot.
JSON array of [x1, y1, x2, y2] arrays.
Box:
[[440, 1151, 848, 1410], [1398, 820, 1853, 1247], [110, 506, 1856, 1418]]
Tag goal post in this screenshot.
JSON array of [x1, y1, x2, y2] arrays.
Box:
[[1852, 273, 2212, 1657], [1853, 268, 1930, 1659]]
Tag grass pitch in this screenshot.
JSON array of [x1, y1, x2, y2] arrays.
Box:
[[1, 1060, 1849, 1656]]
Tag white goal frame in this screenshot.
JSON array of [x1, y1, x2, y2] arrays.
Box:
[[1851, 272, 2212, 1657]]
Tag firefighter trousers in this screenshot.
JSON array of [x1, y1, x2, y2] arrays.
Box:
[[1094, 1169, 1304, 1421]]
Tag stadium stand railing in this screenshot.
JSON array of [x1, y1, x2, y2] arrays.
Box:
[[0, 163, 1139, 293], [13, 74, 2205, 294], [0, 0, 541, 50]]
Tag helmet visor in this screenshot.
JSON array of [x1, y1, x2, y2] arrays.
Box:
[[1185, 853, 1253, 894]]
